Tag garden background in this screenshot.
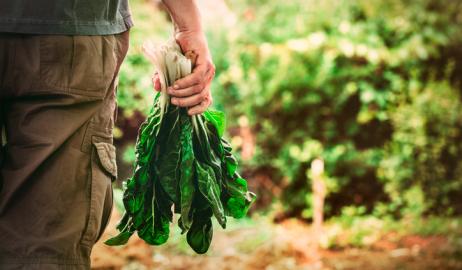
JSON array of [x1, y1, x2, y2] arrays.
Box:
[[91, 0, 462, 269]]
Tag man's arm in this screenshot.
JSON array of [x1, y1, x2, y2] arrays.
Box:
[[153, 0, 215, 115]]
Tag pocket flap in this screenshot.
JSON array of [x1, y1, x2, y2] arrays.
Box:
[[93, 142, 118, 179]]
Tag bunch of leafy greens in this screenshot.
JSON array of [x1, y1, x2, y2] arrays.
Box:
[[105, 39, 256, 254]]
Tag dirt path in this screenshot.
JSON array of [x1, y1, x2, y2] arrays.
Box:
[[90, 208, 462, 270]]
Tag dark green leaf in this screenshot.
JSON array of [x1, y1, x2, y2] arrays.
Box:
[[204, 109, 226, 137], [195, 160, 226, 227], [178, 113, 196, 231], [187, 207, 213, 254], [104, 230, 134, 246]]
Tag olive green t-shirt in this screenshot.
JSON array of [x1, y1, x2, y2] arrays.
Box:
[[0, 0, 133, 35]]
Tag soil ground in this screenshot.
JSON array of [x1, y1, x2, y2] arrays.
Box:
[[90, 208, 462, 270]]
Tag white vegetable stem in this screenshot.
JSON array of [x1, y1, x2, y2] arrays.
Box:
[[142, 39, 196, 129]]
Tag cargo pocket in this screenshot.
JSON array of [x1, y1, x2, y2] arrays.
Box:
[[80, 137, 118, 247]]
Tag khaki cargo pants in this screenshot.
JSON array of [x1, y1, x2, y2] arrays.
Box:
[[0, 31, 129, 269]]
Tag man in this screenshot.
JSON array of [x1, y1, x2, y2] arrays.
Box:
[[0, 0, 215, 269]]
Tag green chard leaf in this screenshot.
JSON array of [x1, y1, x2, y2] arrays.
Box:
[[104, 230, 134, 246], [225, 176, 257, 218], [154, 106, 182, 203], [186, 207, 214, 254], [178, 112, 196, 232], [204, 109, 226, 137], [195, 160, 226, 228]]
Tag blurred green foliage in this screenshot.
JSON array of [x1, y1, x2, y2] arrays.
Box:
[[322, 210, 462, 248], [116, 0, 171, 117], [117, 0, 462, 222], [210, 0, 462, 218]]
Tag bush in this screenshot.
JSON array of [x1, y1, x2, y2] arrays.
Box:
[[208, 0, 462, 218]]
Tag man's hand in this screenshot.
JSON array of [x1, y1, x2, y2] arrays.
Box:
[[153, 0, 215, 116]]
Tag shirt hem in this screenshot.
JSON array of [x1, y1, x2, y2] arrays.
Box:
[[0, 15, 134, 35]]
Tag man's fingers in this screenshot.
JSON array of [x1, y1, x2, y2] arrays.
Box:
[[168, 83, 203, 97], [168, 66, 214, 97], [206, 63, 216, 82], [152, 72, 161, 91], [172, 64, 206, 89], [171, 91, 207, 107], [173, 60, 215, 89], [187, 94, 212, 115], [165, 53, 215, 111]]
